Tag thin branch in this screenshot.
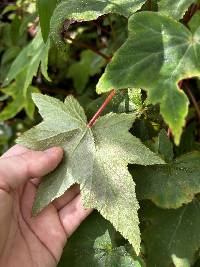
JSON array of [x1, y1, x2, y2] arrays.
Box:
[[65, 36, 112, 61], [87, 89, 116, 127], [184, 82, 200, 123], [183, 3, 200, 23]]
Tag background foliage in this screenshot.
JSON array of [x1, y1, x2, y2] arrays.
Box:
[[1, 0, 200, 266]]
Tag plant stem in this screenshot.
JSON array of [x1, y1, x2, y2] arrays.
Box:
[[65, 36, 111, 61], [184, 82, 200, 123], [87, 89, 116, 127], [183, 3, 200, 23]]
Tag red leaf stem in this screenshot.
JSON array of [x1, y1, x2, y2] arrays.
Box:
[[87, 89, 116, 127]]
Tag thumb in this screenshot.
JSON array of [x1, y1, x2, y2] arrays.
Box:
[[0, 147, 63, 192]]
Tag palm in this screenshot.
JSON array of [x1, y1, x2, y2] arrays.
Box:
[[0, 145, 92, 267]]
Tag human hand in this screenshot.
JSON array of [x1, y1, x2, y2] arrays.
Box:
[[0, 145, 92, 267]]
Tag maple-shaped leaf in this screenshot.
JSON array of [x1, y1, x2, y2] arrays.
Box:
[[50, 0, 146, 48], [17, 93, 164, 255], [59, 212, 144, 267], [97, 11, 200, 144], [131, 151, 200, 208], [133, 151, 200, 209], [141, 199, 200, 267]]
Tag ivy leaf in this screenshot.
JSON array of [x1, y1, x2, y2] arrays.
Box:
[[3, 30, 51, 92], [37, 0, 58, 42], [158, 0, 195, 20], [97, 11, 200, 144], [50, 0, 146, 47], [59, 212, 144, 267], [17, 93, 164, 254], [0, 72, 40, 120], [132, 151, 200, 209], [141, 199, 200, 267]]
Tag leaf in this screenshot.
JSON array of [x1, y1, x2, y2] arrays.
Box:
[[59, 212, 144, 267], [0, 46, 21, 82], [141, 199, 200, 267], [158, 0, 195, 20], [3, 30, 51, 92], [172, 254, 190, 267], [50, 0, 146, 48], [128, 88, 143, 111], [132, 151, 200, 209], [188, 10, 200, 33], [17, 93, 164, 254], [37, 0, 58, 42], [97, 11, 200, 144], [0, 72, 40, 120], [68, 50, 105, 93], [153, 129, 174, 162], [175, 122, 198, 157]]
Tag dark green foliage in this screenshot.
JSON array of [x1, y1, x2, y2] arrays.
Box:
[[1, 0, 200, 266]]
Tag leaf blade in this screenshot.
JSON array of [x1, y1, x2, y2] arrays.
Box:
[[97, 12, 200, 144]]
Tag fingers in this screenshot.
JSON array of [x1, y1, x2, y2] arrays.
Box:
[[1, 144, 29, 158], [0, 147, 63, 192], [53, 184, 80, 210], [59, 194, 93, 237]]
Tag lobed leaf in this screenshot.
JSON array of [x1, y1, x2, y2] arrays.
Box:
[[97, 11, 200, 144], [50, 0, 146, 47], [59, 212, 144, 267], [17, 93, 164, 255], [158, 0, 196, 20], [141, 200, 200, 267], [133, 151, 200, 209]]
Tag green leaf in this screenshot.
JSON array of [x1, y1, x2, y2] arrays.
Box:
[[3, 30, 51, 92], [153, 129, 174, 162], [17, 93, 164, 254], [141, 199, 200, 267], [172, 254, 190, 267], [133, 151, 200, 209], [50, 0, 146, 47], [97, 11, 200, 144], [0, 72, 40, 120], [68, 50, 105, 93], [158, 0, 195, 20], [188, 10, 200, 33], [175, 122, 198, 157], [0, 46, 21, 82], [128, 88, 143, 111], [37, 0, 58, 42], [59, 212, 143, 267]]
